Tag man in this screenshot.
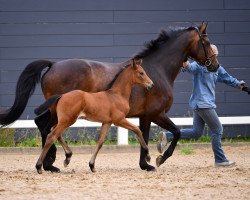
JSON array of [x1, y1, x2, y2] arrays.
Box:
[[157, 44, 250, 167]]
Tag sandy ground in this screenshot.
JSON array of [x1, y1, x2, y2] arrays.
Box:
[[0, 144, 249, 200]]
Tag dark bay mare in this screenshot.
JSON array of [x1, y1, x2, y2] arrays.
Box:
[[34, 59, 153, 174], [0, 22, 219, 171]]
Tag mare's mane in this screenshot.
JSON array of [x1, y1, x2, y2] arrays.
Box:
[[109, 26, 196, 88], [134, 26, 196, 59]]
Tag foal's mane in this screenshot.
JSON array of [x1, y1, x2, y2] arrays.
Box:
[[107, 63, 131, 89], [134, 26, 196, 59]]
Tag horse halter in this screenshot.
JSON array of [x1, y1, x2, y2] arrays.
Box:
[[193, 27, 214, 67]]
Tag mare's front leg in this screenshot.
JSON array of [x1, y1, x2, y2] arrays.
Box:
[[57, 136, 73, 167], [152, 113, 180, 167], [115, 118, 151, 163], [89, 123, 111, 172], [139, 117, 156, 171]]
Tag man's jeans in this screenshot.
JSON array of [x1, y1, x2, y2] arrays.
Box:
[[165, 108, 228, 163]]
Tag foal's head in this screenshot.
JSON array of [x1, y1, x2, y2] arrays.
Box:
[[130, 59, 154, 90]]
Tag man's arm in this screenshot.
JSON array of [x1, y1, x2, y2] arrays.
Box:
[[181, 61, 200, 73], [217, 66, 245, 89], [217, 66, 249, 94]]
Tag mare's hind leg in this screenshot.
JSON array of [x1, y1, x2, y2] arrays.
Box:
[[57, 136, 73, 167], [89, 123, 111, 172], [152, 113, 180, 167], [115, 119, 151, 162]]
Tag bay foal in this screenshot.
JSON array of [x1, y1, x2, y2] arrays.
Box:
[[35, 59, 153, 173]]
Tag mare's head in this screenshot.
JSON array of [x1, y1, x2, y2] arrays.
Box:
[[130, 59, 154, 90], [187, 22, 219, 72]]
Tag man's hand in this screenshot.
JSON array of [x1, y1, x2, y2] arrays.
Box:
[[182, 60, 190, 69], [242, 86, 250, 95]]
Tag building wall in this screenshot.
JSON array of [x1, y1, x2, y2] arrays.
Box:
[[1, 0, 250, 120]]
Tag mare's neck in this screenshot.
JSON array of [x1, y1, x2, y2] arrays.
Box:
[[110, 67, 134, 100]]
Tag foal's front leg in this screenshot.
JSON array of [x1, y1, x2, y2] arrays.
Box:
[[89, 123, 111, 172]]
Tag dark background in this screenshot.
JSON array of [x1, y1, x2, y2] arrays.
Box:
[[1, 0, 250, 137]]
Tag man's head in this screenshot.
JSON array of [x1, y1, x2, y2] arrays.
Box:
[[211, 44, 218, 56]]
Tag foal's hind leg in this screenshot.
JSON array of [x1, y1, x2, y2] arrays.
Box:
[[115, 119, 151, 162], [57, 136, 73, 167], [36, 129, 58, 174], [36, 125, 66, 174], [89, 123, 111, 172]]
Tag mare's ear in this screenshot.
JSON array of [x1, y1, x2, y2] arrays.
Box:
[[200, 22, 208, 34], [135, 59, 143, 66]]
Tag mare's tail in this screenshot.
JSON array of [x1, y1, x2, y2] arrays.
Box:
[[0, 60, 54, 127], [34, 95, 61, 116]]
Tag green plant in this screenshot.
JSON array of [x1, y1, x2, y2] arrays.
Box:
[[197, 134, 211, 143], [180, 146, 194, 155], [17, 136, 41, 147], [0, 128, 15, 147]]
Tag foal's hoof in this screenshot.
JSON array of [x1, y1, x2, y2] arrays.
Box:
[[145, 154, 151, 163], [156, 155, 164, 167], [89, 162, 96, 173], [64, 152, 72, 167], [64, 158, 70, 168], [89, 163, 96, 172], [36, 164, 43, 174]]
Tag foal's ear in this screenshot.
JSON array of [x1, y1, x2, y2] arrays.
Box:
[[131, 59, 137, 69], [131, 59, 136, 69], [135, 59, 143, 66]]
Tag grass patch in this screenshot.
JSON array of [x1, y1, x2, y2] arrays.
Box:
[[0, 128, 15, 147], [1, 127, 250, 147], [16, 137, 42, 147], [180, 146, 194, 155]]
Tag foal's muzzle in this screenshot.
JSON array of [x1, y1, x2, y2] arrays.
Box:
[[146, 82, 154, 91]]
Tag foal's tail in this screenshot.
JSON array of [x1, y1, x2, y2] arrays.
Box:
[[34, 95, 61, 116], [0, 60, 54, 127]]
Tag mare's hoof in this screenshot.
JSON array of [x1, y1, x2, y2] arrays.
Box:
[[44, 165, 61, 173], [140, 163, 156, 172], [145, 154, 151, 163], [89, 162, 96, 173], [156, 155, 164, 167]]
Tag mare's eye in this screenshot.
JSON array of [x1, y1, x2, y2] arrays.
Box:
[[140, 72, 144, 76]]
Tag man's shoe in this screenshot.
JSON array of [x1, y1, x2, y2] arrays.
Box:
[[215, 160, 236, 167], [157, 132, 167, 153], [43, 165, 61, 173]]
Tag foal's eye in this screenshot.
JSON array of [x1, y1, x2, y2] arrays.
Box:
[[139, 72, 144, 76]]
